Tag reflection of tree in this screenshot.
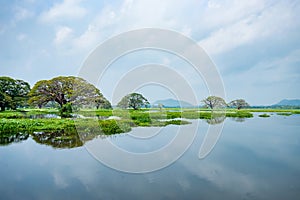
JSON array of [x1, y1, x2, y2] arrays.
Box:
[[32, 131, 83, 148], [206, 112, 226, 125], [231, 117, 246, 122], [0, 124, 106, 148], [77, 130, 103, 143], [0, 132, 29, 145]]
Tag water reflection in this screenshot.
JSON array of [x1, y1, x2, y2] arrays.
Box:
[[0, 132, 29, 145], [32, 131, 83, 148], [206, 116, 225, 125], [206, 112, 226, 125], [0, 115, 247, 147], [30, 114, 60, 119], [0, 115, 299, 200], [230, 117, 246, 122]]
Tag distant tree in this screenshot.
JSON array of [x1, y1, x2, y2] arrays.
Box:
[[158, 103, 164, 112], [0, 77, 30, 111], [29, 76, 110, 112], [117, 93, 149, 110], [202, 96, 226, 109], [229, 99, 249, 109]]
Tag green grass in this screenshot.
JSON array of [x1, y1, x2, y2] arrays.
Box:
[[292, 110, 300, 114], [225, 111, 253, 118], [277, 112, 292, 116], [242, 108, 299, 113], [0, 109, 58, 119], [1, 107, 299, 119], [1, 108, 299, 134], [0, 118, 76, 133], [259, 114, 270, 117]]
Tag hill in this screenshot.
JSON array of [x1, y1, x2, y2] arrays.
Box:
[[152, 99, 195, 108], [274, 99, 300, 106]]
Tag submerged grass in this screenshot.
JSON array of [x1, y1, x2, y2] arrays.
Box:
[[259, 114, 270, 117], [277, 112, 292, 116]]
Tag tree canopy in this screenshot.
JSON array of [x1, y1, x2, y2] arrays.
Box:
[[0, 76, 30, 111], [28, 76, 110, 109], [229, 99, 249, 109], [117, 93, 150, 110], [202, 96, 226, 109]]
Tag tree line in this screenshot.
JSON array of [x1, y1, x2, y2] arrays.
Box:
[[0, 76, 250, 113]]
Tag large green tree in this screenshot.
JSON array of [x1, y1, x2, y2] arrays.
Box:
[[202, 96, 226, 109], [117, 93, 149, 110], [0, 76, 30, 111], [29, 76, 109, 109], [229, 99, 249, 109]]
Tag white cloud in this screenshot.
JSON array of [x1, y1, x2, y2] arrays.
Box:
[[14, 6, 33, 21], [247, 49, 300, 83], [223, 49, 300, 104], [17, 33, 27, 41], [70, 0, 292, 54], [0, 6, 33, 34], [54, 26, 73, 45], [40, 0, 86, 22], [207, 0, 221, 9], [71, 0, 195, 50], [201, 0, 267, 30], [199, 16, 261, 55], [199, 1, 299, 55], [53, 171, 69, 189]]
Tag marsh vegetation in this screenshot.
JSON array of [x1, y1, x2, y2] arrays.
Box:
[[1, 107, 299, 148]]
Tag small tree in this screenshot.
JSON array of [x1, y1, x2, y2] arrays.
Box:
[[117, 93, 149, 110], [229, 99, 249, 110], [202, 96, 226, 109]]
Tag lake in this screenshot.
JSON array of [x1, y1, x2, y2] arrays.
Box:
[[1, 114, 300, 200]]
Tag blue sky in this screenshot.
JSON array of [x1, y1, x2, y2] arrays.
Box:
[[1, 0, 300, 105]]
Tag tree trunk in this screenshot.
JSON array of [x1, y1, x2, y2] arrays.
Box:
[[0, 105, 5, 111]]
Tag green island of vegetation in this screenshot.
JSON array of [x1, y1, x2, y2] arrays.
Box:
[[1, 76, 299, 148]]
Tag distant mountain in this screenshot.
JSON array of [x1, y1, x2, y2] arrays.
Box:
[[274, 99, 300, 106], [152, 99, 195, 108]]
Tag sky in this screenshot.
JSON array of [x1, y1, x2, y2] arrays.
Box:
[[0, 0, 300, 105]]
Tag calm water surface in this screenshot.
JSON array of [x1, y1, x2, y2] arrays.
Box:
[[0, 114, 300, 200]]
